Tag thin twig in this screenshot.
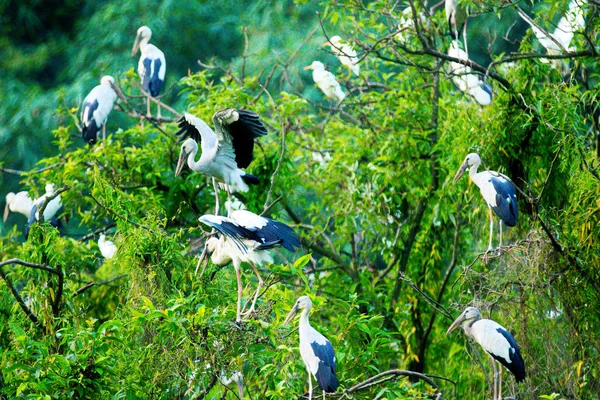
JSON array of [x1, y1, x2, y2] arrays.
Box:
[[73, 274, 128, 296], [89, 193, 155, 233]]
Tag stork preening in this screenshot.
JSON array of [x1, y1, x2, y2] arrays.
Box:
[[447, 306, 526, 400], [174, 110, 267, 215], [199, 210, 300, 322], [453, 153, 517, 252], [132, 26, 166, 119], [81, 76, 124, 143], [447, 41, 492, 106], [323, 36, 360, 76], [304, 61, 346, 103], [284, 296, 339, 400], [98, 234, 117, 260]]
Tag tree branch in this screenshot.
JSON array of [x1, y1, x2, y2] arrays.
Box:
[[73, 274, 128, 296]]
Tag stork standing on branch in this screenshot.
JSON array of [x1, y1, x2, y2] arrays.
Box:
[[284, 296, 339, 400], [81, 75, 125, 143], [447, 41, 493, 106], [174, 110, 267, 215], [323, 35, 360, 76], [132, 26, 166, 119], [199, 209, 300, 321], [453, 153, 517, 253], [447, 306, 526, 400]]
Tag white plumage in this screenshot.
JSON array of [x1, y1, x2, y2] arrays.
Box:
[[324, 35, 360, 76], [199, 210, 300, 322], [284, 296, 339, 400], [453, 153, 518, 251], [447, 41, 492, 106], [98, 234, 117, 259], [447, 306, 526, 400], [132, 26, 166, 118], [4, 191, 34, 222], [81, 75, 121, 143], [304, 61, 346, 103]]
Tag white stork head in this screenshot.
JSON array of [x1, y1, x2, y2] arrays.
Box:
[[100, 75, 126, 102], [304, 61, 326, 72], [446, 306, 482, 334], [324, 35, 343, 47], [132, 26, 152, 56], [453, 152, 482, 183], [175, 138, 198, 177], [283, 295, 313, 325]]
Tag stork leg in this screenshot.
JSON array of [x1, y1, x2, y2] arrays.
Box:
[[242, 261, 264, 318], [212, 178, 220, 216], [487, 206, 494, 252], [234, 265, 243, 323], [146, 95, 152, 118], [307, 368, 313, 400], [102, 124, 106, 140], [498, 362, 503, 400], [157, 102, 162, 121], [491, 358, 498, 400], [499, 220, 503, 248]]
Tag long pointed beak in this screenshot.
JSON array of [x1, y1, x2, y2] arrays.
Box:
[[303, 65, 313, 70], [236, 380, 244, 399], [446, 312, 466, 335], [131, 34, 142, 56], [453, 162, 468, 183], [322, 40, 331, 47], [110, 82, 126, 102], [175, 147, 189, 177], [283, 305, 299, 325], [3, 203, 9, 222]]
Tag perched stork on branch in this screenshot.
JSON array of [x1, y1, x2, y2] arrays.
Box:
[[447, 306, 526, 400], [174, 110, 267, 214], [199, 209, 300, 321], [304, 61, 346, 103], [323, 35, 360, 76], [81, 75, 124, 143], [284, 296, 340, 400], [132, 26, 166, 119], [453, 153, 517, 252]]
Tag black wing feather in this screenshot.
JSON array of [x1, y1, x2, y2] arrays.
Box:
[[227, 110, 268, 169], [199, 216, 264, 253], [490, 177, 518, 227], [142, 58, 164, 97], [81, 99, 100, 144], [489, 328, 526, 383], [174, 115, 202, 143], [310, 340, 339, 392], [249, 218, 300, 252]]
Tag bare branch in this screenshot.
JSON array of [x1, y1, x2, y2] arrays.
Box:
[[0, 163, 64, 177], [0, 266, 42, 327], [89, 193, 155, 233], [0, 258, 60, 276], [73, 274, 128, 296]]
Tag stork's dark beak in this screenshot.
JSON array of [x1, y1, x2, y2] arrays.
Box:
[[110, 82, 126, 103], [132, 33, 142, 56], [175, 147, 189, 177], [3, 203, 9, 222], [453, 161, 468, 183], [446, 310, 466, 335], [284, 304, 299, 325]]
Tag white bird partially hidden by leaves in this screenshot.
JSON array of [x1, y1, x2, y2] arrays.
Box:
[[199, 210, 300, 322], [132, 26, 166, 119], [447, 306, 526, 400], [395, 7, 425, 44], [175, 109, 267, 215], [220, 370, 244, 398], [98, 234, 117, 260], [447, 41, 493, 106], [4, 191, 34, 222], [25, 184, 63, 238], [323, 35, 360, 76], [81, 75, 125, 144], [304, 61, 346, 103], [284, 296, 340, 400]]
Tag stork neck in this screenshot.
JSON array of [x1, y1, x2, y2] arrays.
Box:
[[298, 308, 311, 334], [187, 145, 204, 172], [139, 37, 150, 52], [469, 162, 480, 178]]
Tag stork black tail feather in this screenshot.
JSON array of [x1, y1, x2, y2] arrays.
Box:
[[82, 124, 98, 144], [256, 240, 283, 250], [242, 174, 260, 185]]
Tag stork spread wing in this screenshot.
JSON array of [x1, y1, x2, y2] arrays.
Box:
[[175, 113, 218, 154], [199, 214, 264, 253], [214, 109, 268, 169], [232, 210, 300, 252]]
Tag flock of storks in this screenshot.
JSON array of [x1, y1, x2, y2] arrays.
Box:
[[5, 1, 589, 395]]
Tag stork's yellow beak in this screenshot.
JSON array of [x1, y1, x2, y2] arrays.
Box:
[[132, 33, 142, 56], [283, 304, 299, 325], [453, 161, 468, 183], [303, 65, 313, 70], [175, 146, 189, 177], [3, 203, 9, 222], [446, 311, 466, 335]]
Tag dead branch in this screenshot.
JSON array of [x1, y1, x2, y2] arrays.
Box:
[[73, 274, 128, 296]]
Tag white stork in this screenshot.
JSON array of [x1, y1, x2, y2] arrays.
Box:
[[132, 26, 166, 119], [446, 0, 467, 40], [4, 191, 34, 222], [98, 234, 117, 260], [447, 41, 492, 106], [453, 153, 518, 252], [25, 184, 63, 238], [284, 296, 340, 400], [220, 370, 244, 398], [199, 209, 300, 322], [174, 110, 267, 215], [447, 306, 526, 400], [81, 75, 124, 144], [323, 36, 360, 76], [304, 61, 346, 103]]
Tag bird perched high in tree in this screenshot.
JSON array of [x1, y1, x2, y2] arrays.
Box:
[[304, 61, 346, 103], [323, 35, 360, 76], [81, 76, 124, 144], [132, 26, 166, 119], [175, 109, 268, 215]]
